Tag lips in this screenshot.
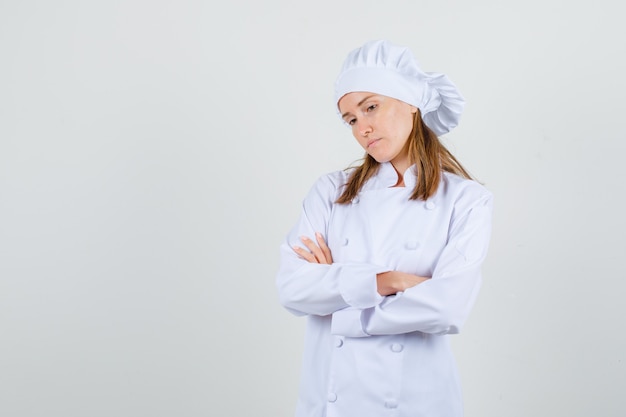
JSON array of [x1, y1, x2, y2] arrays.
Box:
[[367, 138, 381, 148]]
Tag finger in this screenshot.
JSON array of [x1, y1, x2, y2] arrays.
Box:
[[292, 245, 317, 263], [315, 232, 333, 264], [300, 236, 325, 263]]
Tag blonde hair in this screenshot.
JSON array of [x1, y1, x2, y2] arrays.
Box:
[[336, 110, 473, 204]]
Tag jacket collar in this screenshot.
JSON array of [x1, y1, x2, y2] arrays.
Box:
[[364, 162, 418, 190]]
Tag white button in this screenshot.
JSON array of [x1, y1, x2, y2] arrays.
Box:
[[342, 238, 349, 246], [425, 201, 435, 210], [390, 343, 404, 352], [405, 240, 419, 250], [385, 399, 398, 409], [328, 393, 337, 402], [335, 337, 344, 348], [353, 197, 360, 204]]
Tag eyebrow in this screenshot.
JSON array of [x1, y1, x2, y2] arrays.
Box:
[[341, 95, 377, 119]]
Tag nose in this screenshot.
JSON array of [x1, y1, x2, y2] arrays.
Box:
[[356, 119, 372, 136]]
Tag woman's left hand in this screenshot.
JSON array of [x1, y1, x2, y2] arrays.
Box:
[[293, 232, 333, 264]]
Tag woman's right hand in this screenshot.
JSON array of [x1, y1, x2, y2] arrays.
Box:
[[376, 271, 430, 296], [292, 233, 428, 296]]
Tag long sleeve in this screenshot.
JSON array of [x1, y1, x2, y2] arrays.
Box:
[[331, 191, 493, 336], [276, 173, 387, 317]]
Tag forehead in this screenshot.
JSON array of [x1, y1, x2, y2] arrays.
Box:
[[338, 92, 382, 113]]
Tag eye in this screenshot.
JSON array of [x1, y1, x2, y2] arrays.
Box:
[[345, 118, 356, 126], [365, 104, 378, 112]]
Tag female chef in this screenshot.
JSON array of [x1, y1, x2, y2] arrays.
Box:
[[276, 39, 493, 417]]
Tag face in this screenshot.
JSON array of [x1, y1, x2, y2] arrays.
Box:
[[338, 92, 417, 173]]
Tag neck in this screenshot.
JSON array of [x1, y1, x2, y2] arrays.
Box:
[[390, 163, 407, 187]]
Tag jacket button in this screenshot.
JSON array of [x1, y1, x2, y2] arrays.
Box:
[[352, 197, 360, 204], [385, 399, 398, 409], [390, 343, 404, 352], [425, 201, 435, 210], [328, 393, 337, 403], [342, 238, 349, 246], [405, 240, 419, 250], [335, 337, 344, 348]]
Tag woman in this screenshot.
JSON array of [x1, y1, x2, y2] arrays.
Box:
[[276, 39, 493, 417]]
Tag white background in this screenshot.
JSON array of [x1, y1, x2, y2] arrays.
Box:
[[1, 1, 625, 416]]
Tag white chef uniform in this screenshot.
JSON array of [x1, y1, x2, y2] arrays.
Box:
[[277, 161, 493, 417]]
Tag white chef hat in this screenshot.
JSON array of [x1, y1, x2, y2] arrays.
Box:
[[334, 39, 465, 136]]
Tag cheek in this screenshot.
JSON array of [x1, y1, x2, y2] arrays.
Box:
[[350, 127, 365, 145], [397, 114, 415, 138]]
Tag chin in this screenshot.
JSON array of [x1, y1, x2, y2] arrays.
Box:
[[369, 154, 391, 164]]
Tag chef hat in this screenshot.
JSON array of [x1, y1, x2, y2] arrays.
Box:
[[334, 39, 465, 136]]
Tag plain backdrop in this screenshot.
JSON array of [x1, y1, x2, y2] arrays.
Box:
[[1, 1, 625, 416]]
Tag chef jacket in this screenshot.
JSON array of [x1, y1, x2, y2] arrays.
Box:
[[276, 162, 493, 417]]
